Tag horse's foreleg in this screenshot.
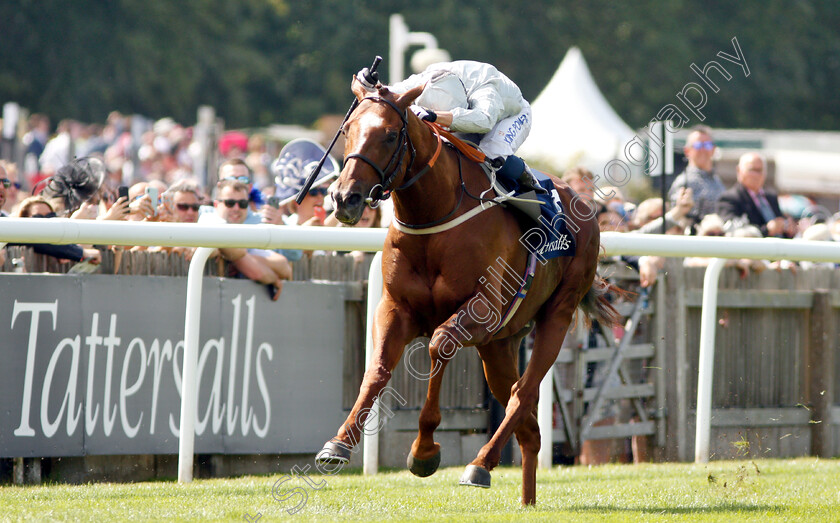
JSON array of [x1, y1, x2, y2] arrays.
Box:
[[409, 303, 502, 477], [407, 332, 454, 477], [318, 299, 416, 464], [472, 338, 526, 469]]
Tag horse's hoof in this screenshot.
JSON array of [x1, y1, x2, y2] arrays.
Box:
[[407, 450, 441, 477], [459, 464, 491, 488], [315, 440, 351, 465]]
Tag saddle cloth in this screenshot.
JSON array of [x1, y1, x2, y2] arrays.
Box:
[[496, 169, 576, 260]]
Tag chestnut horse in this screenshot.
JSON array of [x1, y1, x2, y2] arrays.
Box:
[[321, 77, 618, 505]]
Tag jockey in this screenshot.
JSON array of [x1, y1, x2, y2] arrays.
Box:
[[370, 60, 547, 195]]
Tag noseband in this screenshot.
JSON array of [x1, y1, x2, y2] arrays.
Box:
[[344, 96, 437, 207]]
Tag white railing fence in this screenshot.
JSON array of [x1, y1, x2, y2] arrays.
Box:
[[3, 220, 840, 477]]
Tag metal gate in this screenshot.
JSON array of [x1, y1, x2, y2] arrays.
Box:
[[545, 262, 664, 459]]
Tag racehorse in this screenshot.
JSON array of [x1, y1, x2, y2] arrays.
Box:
[[320, 76, 619, 506]]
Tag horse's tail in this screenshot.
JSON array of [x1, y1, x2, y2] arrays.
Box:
[[578, 276, 625, 329]]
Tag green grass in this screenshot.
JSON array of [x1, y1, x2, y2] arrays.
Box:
[[2, 459, 840, 522]]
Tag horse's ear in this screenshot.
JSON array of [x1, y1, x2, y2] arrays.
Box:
[[393, 84, 425, 110], [351, 75, 369, 101]]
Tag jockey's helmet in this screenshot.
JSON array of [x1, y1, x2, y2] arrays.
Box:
[[416, 70, 468, 112]]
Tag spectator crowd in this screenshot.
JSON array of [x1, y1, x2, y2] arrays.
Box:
[[0, 111, 385, 297], [2, 115, 839, 296], [575, 125, 840, 285]]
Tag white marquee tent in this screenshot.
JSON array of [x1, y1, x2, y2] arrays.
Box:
[[519, 47, 636, 174]]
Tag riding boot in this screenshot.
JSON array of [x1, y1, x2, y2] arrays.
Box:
[[492, 155, 548, 195], [518, 165, 548, 195]]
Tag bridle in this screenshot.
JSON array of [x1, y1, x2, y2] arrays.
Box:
[[343, 96, 441, 209], [343, 94, 505, 233]]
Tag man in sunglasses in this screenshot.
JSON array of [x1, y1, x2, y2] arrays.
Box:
[[167, 180, 203, 223], [0, 167, 8, 217], [210, 158, 305, 261], [668, 125, 726, 221], [0, 160, 20, 216], [201, 179, 292, 300], [212, 181, 252, 223], [218, 158, 267, 209]]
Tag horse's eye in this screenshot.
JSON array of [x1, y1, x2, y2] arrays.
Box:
[[384, 132, 398, 144]]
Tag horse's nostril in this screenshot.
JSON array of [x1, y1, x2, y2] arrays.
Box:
[[347, 193, 363, 208]]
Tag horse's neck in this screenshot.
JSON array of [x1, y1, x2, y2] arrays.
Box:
[[391, 136, 469, 227]]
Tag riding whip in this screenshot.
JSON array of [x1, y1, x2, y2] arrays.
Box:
[[295, 56, 382, 204]]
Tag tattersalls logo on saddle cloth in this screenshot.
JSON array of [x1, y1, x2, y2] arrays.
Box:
[[507, 168, 576, 260]]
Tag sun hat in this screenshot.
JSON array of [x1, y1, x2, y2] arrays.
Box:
[[270, 138, 339, 202]]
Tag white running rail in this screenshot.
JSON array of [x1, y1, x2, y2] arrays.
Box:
[[4, 220, 840, 474]]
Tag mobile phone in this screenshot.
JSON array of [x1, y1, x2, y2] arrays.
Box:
[[267, 196, 281, 209], [161, 191, 174, 214], [145, 186, 159, 216], [118, 186, 130, 213]]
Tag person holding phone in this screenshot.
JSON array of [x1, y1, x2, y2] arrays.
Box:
[[72, 184, 130, 221]]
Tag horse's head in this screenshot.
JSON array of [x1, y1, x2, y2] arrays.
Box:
[[331, 77, 424, 225]]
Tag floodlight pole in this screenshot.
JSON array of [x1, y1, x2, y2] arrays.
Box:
[[389, 14, 440, 83], [648, 121, 674, 233]]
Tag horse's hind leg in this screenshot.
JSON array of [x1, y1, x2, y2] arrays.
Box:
[[468, 275, 588, 505], [462, 336, 540, 505]]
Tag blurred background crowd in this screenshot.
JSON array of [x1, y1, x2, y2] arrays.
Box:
[[1, 111, 838, 285]]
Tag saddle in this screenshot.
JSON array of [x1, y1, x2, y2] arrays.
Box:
[[424, 122, 574, 259], [425, 122, 548, 221]]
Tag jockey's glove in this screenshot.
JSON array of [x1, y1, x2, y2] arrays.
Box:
[[356, 67, 379, 91], [410, 105, 438, 123]]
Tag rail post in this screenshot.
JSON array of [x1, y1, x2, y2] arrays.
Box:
[[694, 257, 726, 463], [177, 247, 214, 483]]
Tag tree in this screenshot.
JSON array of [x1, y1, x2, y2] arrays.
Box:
[[1, 0, 838, 131]]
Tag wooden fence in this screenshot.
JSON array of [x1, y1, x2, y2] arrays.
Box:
[[3, 248, 839, 462], [661, 259, 839, 461]]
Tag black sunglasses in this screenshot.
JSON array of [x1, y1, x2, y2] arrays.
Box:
[[32, 212, 57, 219], [176, 202, 201, 211], [217, 199, 249, 209], [308, 187, 328, 197]]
